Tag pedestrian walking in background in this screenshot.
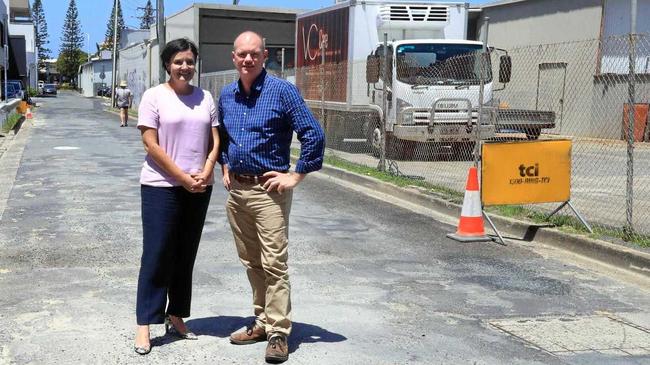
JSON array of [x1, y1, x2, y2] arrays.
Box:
[[133, 38, 220, 355], [218, 31, 325, 363], [115, 80, 133, 127]]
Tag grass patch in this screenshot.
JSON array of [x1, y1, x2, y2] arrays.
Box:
[[2, 112, 23, 133], [292, 148, 463, 202], [486, 204, 650, 247], [299, 148, 650, 248]]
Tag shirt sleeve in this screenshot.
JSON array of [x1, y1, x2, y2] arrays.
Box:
[[281, 83, 325, 174], [137, 88, 159, 129], [206, 91, 219, 127]]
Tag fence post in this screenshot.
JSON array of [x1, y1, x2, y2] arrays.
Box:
[[320, 40, 325, 128], [379, 33, 388, 172], [476, 17, 489, 167], [625, 0, 637, 237]]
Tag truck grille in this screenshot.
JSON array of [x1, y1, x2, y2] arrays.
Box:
[[381, 5, 448, 22], [413, 108, 431, 124]]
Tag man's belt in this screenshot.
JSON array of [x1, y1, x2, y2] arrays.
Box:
[[233, 173, 271, 185]]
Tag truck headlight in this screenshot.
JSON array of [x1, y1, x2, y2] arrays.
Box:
[[397, 98, 414, 125]]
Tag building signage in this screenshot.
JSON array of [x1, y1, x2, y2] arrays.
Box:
[[295, 6, 349, 102]]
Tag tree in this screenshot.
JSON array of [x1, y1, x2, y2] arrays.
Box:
[[104, 0, 125, 51], [138, 0, 155, 29], [58, 0, 84, 82], [32, 0, 50, 67]]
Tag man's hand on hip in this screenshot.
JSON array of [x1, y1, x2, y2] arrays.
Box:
[[262, 171, 305, 193]]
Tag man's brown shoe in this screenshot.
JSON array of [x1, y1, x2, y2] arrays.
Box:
[[265, 334, 288, 363], [229, 323, 266, 345]]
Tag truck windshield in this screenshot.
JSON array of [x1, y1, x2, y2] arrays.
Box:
[[395, 43, 491, 86]]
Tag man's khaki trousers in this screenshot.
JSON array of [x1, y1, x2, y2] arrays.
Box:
[[226, 178, 293, 337]]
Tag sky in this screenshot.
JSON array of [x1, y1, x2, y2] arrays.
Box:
[[41, 0, 485, 57]]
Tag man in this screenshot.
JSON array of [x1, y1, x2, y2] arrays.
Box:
[[218, 31, 324, 363], [115, 80, 133, 127], [265, 49, 283, 73]]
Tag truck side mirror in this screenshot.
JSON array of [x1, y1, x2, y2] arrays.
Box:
[[366, 55, 380, 84], [499, 55, 512, 83]]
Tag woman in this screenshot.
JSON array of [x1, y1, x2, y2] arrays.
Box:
[[134, 38, 219, 355]]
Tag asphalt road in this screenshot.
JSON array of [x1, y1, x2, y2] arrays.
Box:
[[1, 91, 650, 364]]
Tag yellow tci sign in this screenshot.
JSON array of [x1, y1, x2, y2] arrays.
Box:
[[481, 140, 571, 205]]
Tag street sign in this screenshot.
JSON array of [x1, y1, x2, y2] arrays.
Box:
[[481, 140, 572, 205]]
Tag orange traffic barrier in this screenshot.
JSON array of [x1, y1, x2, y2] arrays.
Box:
[[16, 101, 28, 114], [447, 166, 492, 242], [25, 108, 33, 119]]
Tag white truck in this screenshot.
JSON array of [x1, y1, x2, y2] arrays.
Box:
[[295, 0, 554, 157]]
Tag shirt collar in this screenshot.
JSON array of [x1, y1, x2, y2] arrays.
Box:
[[234, 69, 267, 96]]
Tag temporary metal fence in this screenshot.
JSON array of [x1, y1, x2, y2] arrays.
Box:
[[202, 33, 650, 242]]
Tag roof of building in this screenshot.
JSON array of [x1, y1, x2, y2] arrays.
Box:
[[480, 0, 532, 9]]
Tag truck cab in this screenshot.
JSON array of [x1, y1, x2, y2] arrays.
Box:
[[368, 39, 498, 148]]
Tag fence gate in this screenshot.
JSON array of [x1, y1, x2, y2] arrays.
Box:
[[536, 62, 567, 134]]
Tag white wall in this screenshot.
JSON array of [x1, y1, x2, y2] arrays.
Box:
[[479, 0, 602, 49], [601, 0, 650, 74], [9, 22, 37, 88], [118, 42, 152, 109], [78, 59, 113, 97], [79, 62, 93, 97]]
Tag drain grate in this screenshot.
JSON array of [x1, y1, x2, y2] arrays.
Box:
[[489, 314, 650, 356]]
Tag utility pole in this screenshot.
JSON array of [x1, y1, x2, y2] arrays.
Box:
[[110, 0, 119, 107], [157, 0, 165, 84]]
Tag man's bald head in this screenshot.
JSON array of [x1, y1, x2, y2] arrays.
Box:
[[233, 31, 265, 51]]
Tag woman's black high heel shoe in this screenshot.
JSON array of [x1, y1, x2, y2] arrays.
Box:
[[165, 315, 198, 340]]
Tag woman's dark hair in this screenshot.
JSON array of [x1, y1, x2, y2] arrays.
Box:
[[161, 38, 199, 75]]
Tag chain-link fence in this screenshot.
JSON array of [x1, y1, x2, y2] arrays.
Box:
[[202, 34, 650, 241]]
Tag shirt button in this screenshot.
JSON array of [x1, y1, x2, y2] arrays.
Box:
[[239, 160, 243, 163], [241, 128, 244, 131], [243, 112, 246, 116], [239, 144, 242, 147]]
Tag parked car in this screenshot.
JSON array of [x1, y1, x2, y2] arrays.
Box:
[[2, 83, 21, 100], [42, 84, 57, 97], [7, 80, 25, 100], [97, 84, 111, 97]]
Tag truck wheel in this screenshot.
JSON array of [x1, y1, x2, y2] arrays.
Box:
[[366, 123, 415, 160], [526, 129, 541, 140], [367, 122, 382, 157], [452, 142, 476, 161]]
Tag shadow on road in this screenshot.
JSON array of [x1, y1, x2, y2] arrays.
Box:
[[187, 316, 347, 353]]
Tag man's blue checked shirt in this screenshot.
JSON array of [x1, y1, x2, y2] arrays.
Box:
[[218, 69, 325, 175]]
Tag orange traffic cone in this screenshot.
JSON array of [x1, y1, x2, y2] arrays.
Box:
[[25, 108, 33, 119], [447, 166, 492, 242]]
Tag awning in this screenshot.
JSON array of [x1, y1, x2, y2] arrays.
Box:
[[9, 0, 31, 20]]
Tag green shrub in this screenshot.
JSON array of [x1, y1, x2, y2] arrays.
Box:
[[27, 87, 39, 97], [2, 112, 23, 133]]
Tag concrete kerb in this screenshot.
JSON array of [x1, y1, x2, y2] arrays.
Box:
[[316, 162, 650, 279]]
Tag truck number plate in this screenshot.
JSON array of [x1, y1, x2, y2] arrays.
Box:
[[430, 125, 461, 135]]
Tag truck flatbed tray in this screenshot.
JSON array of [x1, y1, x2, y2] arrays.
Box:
[[495, 109, 556, 129]]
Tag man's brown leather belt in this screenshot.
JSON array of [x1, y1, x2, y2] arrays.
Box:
[[233, 173, 271, 185]]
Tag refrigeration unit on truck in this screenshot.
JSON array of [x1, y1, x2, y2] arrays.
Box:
[[295, 0, 555, 156]]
